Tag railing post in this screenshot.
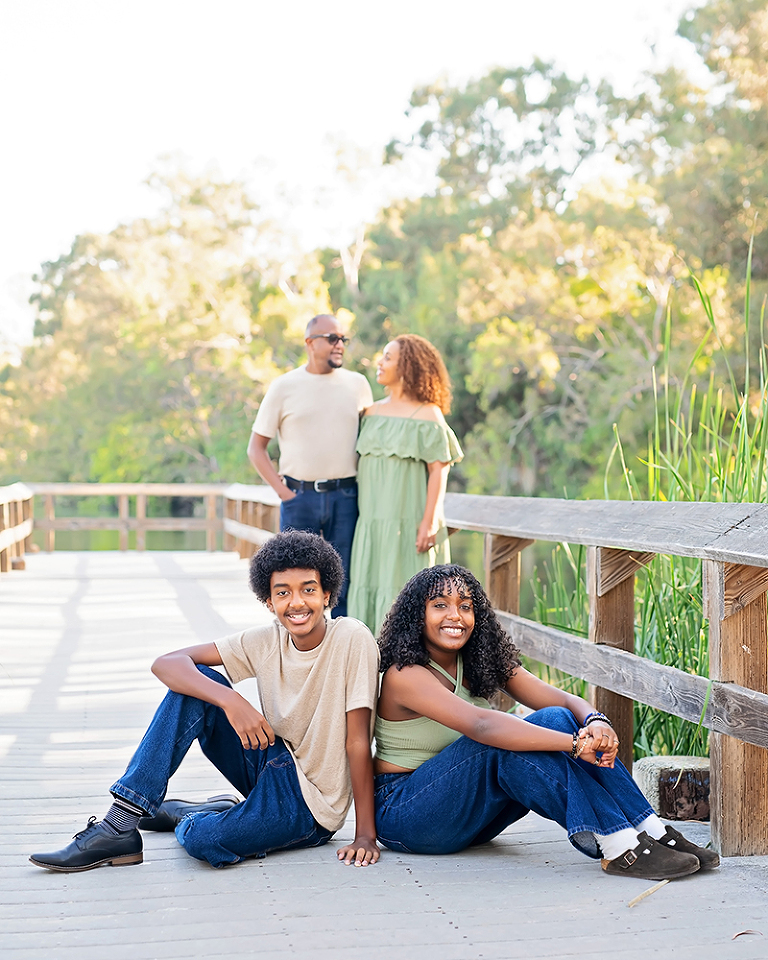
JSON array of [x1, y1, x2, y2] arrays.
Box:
[[118, 495, 129, 551], [45, 494, 55, 552], [0, 501, 8, 572], [704, 560, 768, 856], [136, 495, 146, 551], [484, 534, 534, 615], [587, 547, 653, 771], [223, 494, 235, 552], [206, 495, 217, 552]]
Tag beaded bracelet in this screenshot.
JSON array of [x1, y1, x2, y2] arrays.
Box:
[[569, 732, 579, 758], [584, 711, 613, 728]]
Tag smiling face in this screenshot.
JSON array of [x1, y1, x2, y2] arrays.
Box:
[[305, 315, 346, 373], [422, 583, 475, 664], [265, 567, 331, 650], [376, 340, 401, 388]]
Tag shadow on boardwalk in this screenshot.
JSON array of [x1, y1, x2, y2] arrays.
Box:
[[2, 552, 768, 960]]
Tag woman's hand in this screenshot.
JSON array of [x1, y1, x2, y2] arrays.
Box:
[[416, 518, 439, 553], [337, 835, 380, 867], [579, 721, 619, 768]]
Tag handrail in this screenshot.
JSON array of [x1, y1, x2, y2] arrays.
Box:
[[0, 482, 34, 572], [23, 482, 230, 552]]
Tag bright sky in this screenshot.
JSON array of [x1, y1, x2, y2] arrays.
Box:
[[0, 0, 704, 349]]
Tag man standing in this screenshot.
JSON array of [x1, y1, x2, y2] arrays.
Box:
[[247, 314, 372, 617]]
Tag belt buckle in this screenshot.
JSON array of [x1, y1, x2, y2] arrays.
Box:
[[313, 479, 328, 493]]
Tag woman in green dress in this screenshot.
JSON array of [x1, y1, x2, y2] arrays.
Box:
[[348, 334, 463, 632]]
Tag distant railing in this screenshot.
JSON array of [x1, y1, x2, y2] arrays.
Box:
[[0, 482, 33, 571], [222, 483, 280, 557], [25, 482, 230, 551]]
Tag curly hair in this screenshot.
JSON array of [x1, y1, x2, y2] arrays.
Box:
[[395, 334, 452, 414], [248, 530, 344, 607], [378, 564, 521, 699]]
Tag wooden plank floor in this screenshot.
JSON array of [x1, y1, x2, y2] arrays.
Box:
[[2, 552, 768, 960]]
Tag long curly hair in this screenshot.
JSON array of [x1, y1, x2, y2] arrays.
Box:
[[395, 334, 452, 414], [378, 564, 521, 699], [249, 529, 344, 607]]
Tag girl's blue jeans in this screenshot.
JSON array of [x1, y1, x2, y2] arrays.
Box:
[[374, 706, 654, 859], [109, 666, 333, 867]]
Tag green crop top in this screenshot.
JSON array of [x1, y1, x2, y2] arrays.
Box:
[[374, 655, 492, 770]]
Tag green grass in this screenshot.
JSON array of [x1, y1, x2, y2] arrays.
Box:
[[529, 255, 768, 758]]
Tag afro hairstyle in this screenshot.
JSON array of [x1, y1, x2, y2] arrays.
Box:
[[248, 529, 344, 608]]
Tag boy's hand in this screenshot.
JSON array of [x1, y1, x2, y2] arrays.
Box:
[[223, 691, 275, 750], [337, 835, 380, 867]]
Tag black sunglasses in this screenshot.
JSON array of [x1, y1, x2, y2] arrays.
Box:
[[307, 334, 350, 346]]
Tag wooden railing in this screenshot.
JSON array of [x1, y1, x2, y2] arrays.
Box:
[[25, 482, 229, 551], [222, 483, 280, 557], [3, 480, 768, 856], [0, 482, 33, 572]]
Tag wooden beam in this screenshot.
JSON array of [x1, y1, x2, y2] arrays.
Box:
[[594, 548, 654, 596], [495, 611, 768, 750], [484, 534, 533, 616], [444, 494, 768, 568], [587, 547, 638, 769], [222, 518, 275, 548], [206, 495, 218, 552], [704, 560, 768, 856]]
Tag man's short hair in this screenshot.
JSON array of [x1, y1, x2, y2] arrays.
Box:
[[305, 314, 336, 337], [249, 529, 344, 607]]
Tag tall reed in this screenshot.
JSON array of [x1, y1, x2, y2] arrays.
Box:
[[530, 257, 768, 757]]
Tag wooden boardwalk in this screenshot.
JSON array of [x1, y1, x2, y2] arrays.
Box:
[[2, 552, 768, 960]]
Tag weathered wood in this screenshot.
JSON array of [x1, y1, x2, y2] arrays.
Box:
[[44, 493, 54, 552], [587, 548, 637, 769], [0, 517, 33, 553], [223, 517, 275, 548], [118, 494, 129, 551], [484, 534, 533, 616], [594, 548, 654, 596], [206, 494, 218, 552], [34, 516, 219, 532], [704, 560, 768, 856], [445, 494, 768, 568], [496, 611, 768, 750], [28, 481, 227, 496], [136, 494, 146, 551]]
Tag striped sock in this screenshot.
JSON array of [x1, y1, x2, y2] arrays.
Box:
[[104, 797, 146, 834]]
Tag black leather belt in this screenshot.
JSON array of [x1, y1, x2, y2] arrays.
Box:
[[283, 476, 357, 493]]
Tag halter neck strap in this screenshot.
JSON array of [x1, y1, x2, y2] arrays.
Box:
[[427, 656, 463, 691]]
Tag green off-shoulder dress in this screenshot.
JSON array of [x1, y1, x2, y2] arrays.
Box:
[[347, 414, 463, 633]]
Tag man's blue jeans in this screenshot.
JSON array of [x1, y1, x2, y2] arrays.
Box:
[[110, 666, 333, 868], [280, 484, 358, 618], [374, 707, 654, 858]]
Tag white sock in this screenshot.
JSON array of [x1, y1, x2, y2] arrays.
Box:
[[594, 827, 640, 861], [637, 814, 667, 840]]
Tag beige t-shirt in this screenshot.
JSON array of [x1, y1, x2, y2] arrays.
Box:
[[215, 616, 379, 832], [252, 365, 373, 481]]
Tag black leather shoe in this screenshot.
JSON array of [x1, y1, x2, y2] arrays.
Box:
[[138, 794, 241, 832], [601, 831, 699, 880], [29, 817, 143, 873], [657, 825, 720, 869]]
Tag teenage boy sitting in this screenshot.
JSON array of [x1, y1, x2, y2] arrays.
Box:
[[30, 530, 380, 871]]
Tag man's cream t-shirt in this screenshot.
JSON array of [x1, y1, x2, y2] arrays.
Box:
[[252, 366, 372, 481], [215, 616, 379, 832]]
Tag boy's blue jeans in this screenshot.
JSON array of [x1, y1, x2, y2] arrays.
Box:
[[374, 707, 654, 858], [110, 666, 333, 868]]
